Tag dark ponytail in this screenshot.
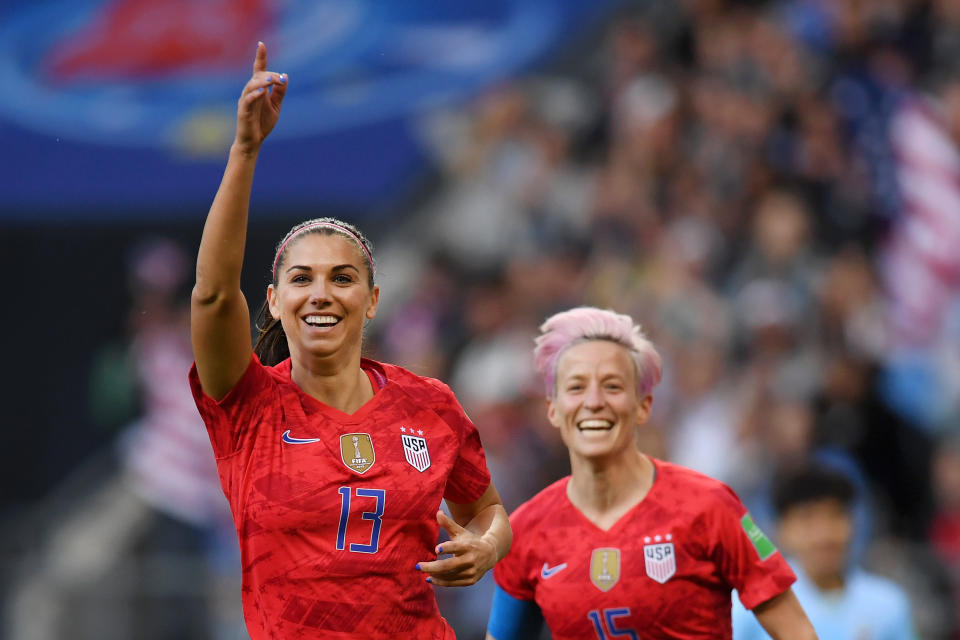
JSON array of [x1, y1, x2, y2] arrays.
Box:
[[253, 299, 290, 366]]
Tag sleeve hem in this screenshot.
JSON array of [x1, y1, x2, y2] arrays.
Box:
[[493, 572, 536, 602], [738, 569, 796, 610], [188, 353, 261, 410]]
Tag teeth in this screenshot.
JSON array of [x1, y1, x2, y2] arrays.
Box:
[[578, 419, 613, 429], [304, 315, 339, 326]]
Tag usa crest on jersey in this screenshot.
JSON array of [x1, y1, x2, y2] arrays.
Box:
[[401, 432, 431, 472], [340, 433, 375, 474], [643, 535, 676, 584], [589, 548, 620, 592]]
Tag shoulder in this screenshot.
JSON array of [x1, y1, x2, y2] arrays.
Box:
[[652, 459, 751, 538], [265, 357, 293, 383], [375, 360, 460, 404], [510, 478, 570, 530], [655, 459, 742, 506], [849, 570, 912, 612], [190, 353, 284, 406]]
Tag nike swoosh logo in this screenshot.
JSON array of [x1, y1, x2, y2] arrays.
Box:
[[541, 562, 567, 579], [281, 430, 321, 445]]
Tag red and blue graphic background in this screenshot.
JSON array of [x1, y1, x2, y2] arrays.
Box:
[[0, 0, 620, 219]]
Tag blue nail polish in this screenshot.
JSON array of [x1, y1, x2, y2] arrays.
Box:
[[425, 577, 432, 583], [279, 75, 287, 83], [415, 563, 421, 571], [437, 547, 444, 554], [268, 85, 273, 95]]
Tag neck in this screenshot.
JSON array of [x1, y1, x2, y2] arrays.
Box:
[[567, 447, 655, 530], [808, 569, 846, 592], [289, 346, 373, 414]]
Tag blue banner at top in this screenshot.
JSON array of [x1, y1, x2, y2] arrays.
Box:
[[0, 0, 620, 221]]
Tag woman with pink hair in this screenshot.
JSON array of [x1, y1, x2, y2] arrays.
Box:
[[487, 307, 816, 639]]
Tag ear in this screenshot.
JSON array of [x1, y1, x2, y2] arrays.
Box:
[[546, 397, 562, 430], [635, 394, 653, 426], [267, 284, 280, 320], [365, 285, 380, 320]]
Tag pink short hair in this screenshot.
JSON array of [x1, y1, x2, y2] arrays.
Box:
[[533, 306, 662, 398]]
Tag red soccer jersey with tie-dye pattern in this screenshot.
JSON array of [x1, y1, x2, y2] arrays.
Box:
[[189, 355, 491, 639], [493, 458, 795, 639]]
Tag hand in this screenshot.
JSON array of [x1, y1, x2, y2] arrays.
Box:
[[234, 41, 288, 156], [417, 510, 498, 587]]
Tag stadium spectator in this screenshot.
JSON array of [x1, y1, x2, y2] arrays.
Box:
[[732, 463, 916, 639]]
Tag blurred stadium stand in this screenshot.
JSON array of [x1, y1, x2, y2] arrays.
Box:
[[2, 0, 960, 638]]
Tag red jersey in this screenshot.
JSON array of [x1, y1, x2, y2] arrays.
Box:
[[493, 459, 795, 639], [189, 355, 491, 639]]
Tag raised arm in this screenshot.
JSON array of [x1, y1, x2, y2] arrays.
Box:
[[192, 42, 287, 399]]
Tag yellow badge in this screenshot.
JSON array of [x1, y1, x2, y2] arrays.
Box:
[[590, 547, 621, 592], [340, 433, 375, 474]]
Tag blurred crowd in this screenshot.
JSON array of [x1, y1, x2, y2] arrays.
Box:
[[8, 0, 960, 638], [374, 0, 960, 636]]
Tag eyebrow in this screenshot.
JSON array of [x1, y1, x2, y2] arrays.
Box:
[[285, 264, 360, 274]]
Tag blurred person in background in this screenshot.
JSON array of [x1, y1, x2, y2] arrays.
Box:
[[189, 43, 510, 639], [487, 307, 815, 640], [7, 238, 239, 640], [930, 436, 960, 628], [733, 463, 916, 640]]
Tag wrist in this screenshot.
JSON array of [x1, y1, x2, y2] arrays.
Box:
[[230, 140, 261, 160], [480, 532, 502, 561]]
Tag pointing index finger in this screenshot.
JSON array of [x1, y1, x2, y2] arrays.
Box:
[[253, 41, 267, 73]]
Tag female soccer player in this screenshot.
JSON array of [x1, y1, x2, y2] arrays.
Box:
[[190, 43, 511, 639], [486, 307, 816, 639]]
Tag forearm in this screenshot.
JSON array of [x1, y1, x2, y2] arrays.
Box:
[[465, 503, 512, 563], [753, 589, 818, 640], [194, 145, 258, 303], [423, 484, 513, 586]]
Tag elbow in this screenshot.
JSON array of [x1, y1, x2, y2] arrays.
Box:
[[500, 507, 513, 559], [192, 282, 238, 308], [191, 284, 217, 307], [191, 284, 222, 307]]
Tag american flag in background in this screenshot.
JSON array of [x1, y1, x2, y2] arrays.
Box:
[[883, 97, 960, 348], [402, 434, 431, 472]]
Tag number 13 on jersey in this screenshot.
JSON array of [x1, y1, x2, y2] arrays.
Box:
[[336, 487, 385, 553]]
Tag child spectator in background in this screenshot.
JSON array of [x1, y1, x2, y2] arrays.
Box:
[[733, 463, 915, 640]]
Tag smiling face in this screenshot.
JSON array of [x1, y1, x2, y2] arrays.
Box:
[[267, 232, 379, 363], [547, 340, 652, 461]]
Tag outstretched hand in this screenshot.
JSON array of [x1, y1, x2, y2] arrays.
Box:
[[234, 41, 288, 155], [417, 510, 499, 587]]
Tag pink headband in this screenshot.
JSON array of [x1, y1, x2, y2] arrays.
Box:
[[272, 222, 374, 280]]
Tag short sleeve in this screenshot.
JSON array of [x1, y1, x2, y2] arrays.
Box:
[[426, 383, 491, 504], [708, 486, 796, 610], [188, 353, 277, 458], [487, 582, 544, 640], [493, 510, 537, 601]]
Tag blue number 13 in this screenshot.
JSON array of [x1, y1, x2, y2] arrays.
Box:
[[336, 487, 385, 553], [588, 608, 639, 640]]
